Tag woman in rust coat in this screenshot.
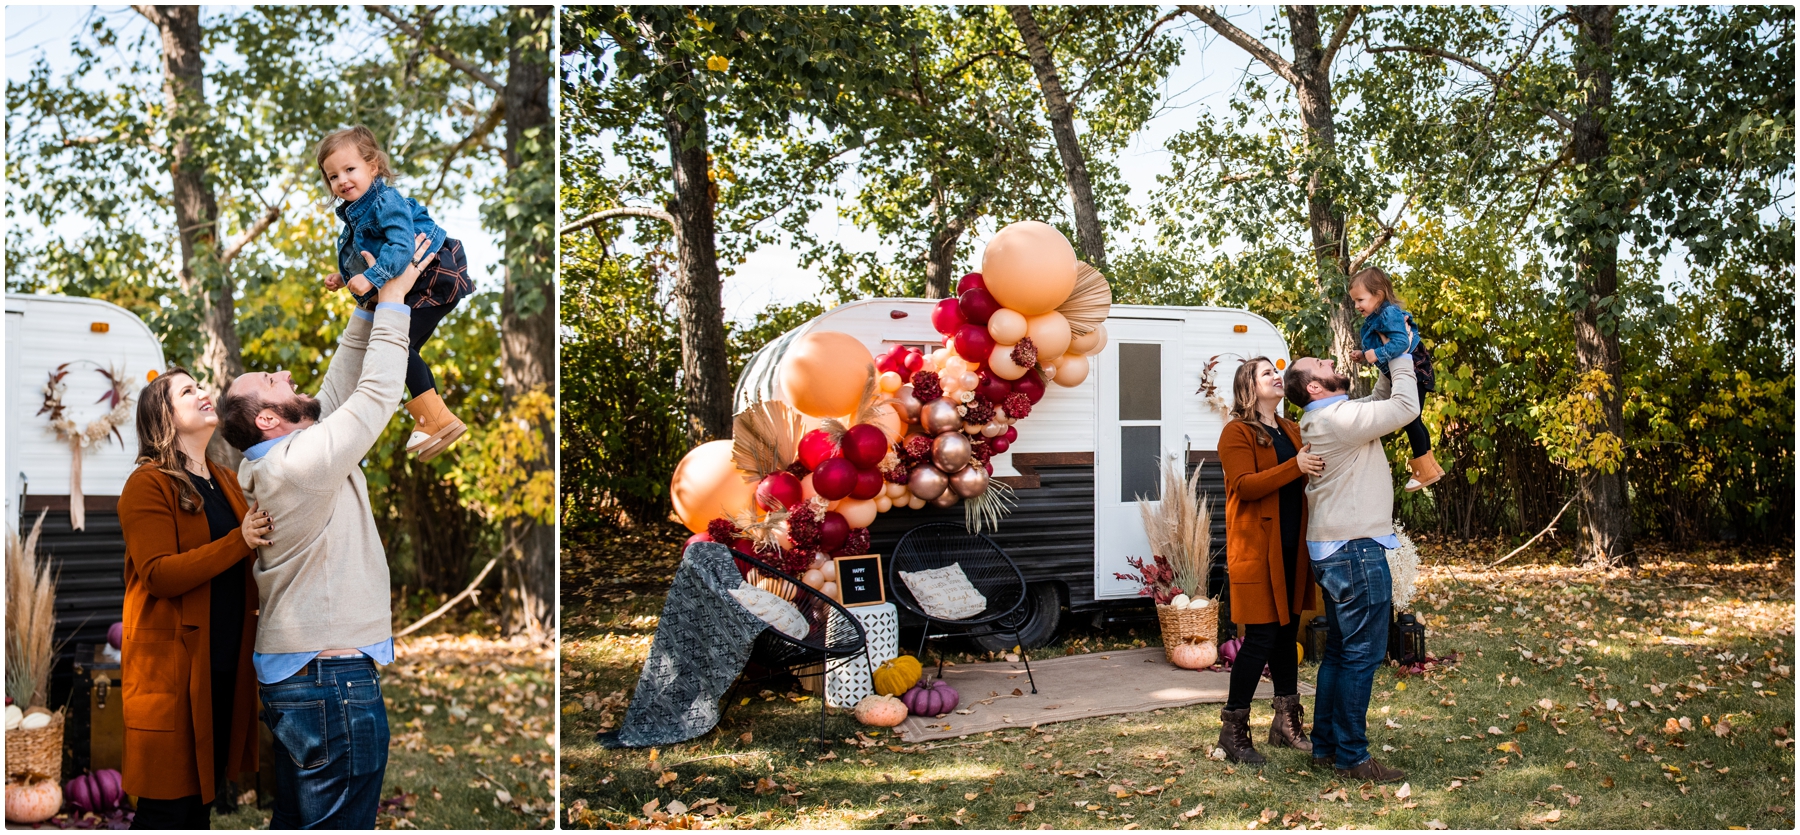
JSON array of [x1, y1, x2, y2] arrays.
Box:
[[117, 368, 272, 828], [1216, 357, 1324, 765]]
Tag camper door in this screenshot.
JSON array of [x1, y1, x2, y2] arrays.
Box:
[[1093, 317, 1184, 600]]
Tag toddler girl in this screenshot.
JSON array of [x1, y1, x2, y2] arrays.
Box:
[[1348, 267, 1443, 491], [317, 125, 473, 461]]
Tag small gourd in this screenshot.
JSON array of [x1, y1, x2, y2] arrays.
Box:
[[872, 656, 923, 697], [1170, 640, 1219, 670], [1169, 593, 1191, 609], [4, 774, 62, 824], [4, 704, 20, 731], [901, 679, 960, 717], [852, 694, 907, 727], [19, 712, 51, 731]]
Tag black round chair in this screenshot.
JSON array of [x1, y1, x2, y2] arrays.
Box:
[[722, 548, 871, 748], [888, 522, 1037, 693]]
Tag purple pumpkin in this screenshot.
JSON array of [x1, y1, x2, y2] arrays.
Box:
[[65, 769, 123, 814], [900, 679, 960, 717], [107, 622, 123, 650], [1219, 637, 1242, 666]]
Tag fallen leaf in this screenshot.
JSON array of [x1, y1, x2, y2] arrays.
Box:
[[1181, 803, 1204, 820], [1540, 809, 1563, 822], [656, 771, 677, 787], [1015, 802, 1036, 813], [965, 792, 979, 801], [664, 799, 687, 816], [1396, 783, 1412, 800], [1565, 761, 1578, 770], [642, 799, 660, 816], [1714, 719, 1732, 738], [1426, 819, 1448, 830], [740, 731, 753, 744]]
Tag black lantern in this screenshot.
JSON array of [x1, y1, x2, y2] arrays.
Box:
[[1303, 616, 1329, 664], [1389, 612, 1427, 665]]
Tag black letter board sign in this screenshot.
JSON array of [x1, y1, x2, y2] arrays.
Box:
[[832, 554, 885, 607]]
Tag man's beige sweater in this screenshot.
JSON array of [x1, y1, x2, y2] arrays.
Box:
[[1298, 355, 1420, 544], [239, 310, 406, 653]]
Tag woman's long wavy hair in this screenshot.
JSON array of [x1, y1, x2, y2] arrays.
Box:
[[135, 367, 208, 514], [1227, 356, 1277, 447]]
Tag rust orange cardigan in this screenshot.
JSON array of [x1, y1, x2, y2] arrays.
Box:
[[117, 460, 259, 803], [1219, 418, 1316, 627]]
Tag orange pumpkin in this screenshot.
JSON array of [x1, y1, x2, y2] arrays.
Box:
[[853, 694, 908, 727], [1170, 640, 1219, 671], [5, 775, 63, 824]]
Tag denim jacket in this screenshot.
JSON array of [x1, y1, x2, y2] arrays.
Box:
[[1359, 300, 1419, 375], [335, 178, 447, 296]]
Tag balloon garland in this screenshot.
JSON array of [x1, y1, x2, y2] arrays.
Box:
[[671, 222, 1113, 593]]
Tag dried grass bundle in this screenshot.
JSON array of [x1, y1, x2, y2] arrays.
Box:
[[7, 513, 56, 708], [1137, 456, 1211, 600], [1057, 262, 1113, 337], [731, 400, 806, 482]]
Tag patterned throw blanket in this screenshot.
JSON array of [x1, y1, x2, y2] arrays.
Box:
[[598, 542, 769, 749]]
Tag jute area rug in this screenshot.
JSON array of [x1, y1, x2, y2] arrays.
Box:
[[894, 647, 1316, 743]]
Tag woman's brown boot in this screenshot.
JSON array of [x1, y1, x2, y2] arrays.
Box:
[[1217, 708, 1266, 765], [1268, 694, 1314, 752]]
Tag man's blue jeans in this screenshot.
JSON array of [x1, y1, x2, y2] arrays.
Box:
[[1309, 539, 1392, 770], [260, 655, 389, 829]]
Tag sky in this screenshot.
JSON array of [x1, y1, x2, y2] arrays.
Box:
[[5, 5, 507, 294]]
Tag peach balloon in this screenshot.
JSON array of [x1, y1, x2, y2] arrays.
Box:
[[987, 308, 1028, 345], [885, 480, 909, 499], [981, 221, 1077, 315], [779, 330, 876, 418], [670, 440, 758, 533], [838, 498, 877, 528], [1025, 311, 1072, 363], [1069, 322, 1108, 355], [800, 473, 820, 503], [1053, 352, 1091, 387], [870, 403, 906, 441], [878, 370, 903, 393], [875, 495, 893, 512], [987, 344, 1029, 380]]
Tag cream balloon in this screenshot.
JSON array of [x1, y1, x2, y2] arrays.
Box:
[[821, 561, 838, 581], [800, 473, 820, 503], [1053, 352, 1091, 387], [1025, 310, 1072, 363], [803, 569, 826, 588], [820, 581, 839, 599], [838, 498, 877, 528], [949, 464, 990, 498], [959, 371, 978, 391], [987, 308, 1028, 345], [981, 422, 1005, 438], [778, 330, 876, 418], [987, 343, 1028, 380], [1069, 322, 1108, 355], [885, 480, 909, 499], [981, 221, 1077, 315], [670, 440, 758, 533], [908, 465, 949, 500]]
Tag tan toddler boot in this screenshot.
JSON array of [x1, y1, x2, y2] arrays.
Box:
[[1405, 451, 1445, 492], [404, 389, 467, 461]]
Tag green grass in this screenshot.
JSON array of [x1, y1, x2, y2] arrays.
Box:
[[561, 527, 1794, 829], [206, 612, 557, 830]]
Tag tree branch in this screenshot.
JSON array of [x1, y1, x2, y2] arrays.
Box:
[[219, 180, 296, 267], [394, 557, 498, 638], [1070, 9, 1186, 102], [1346, 192, 1413, 275], [561, 206, 675, 237], [366, 5, 505, 93], [1368, 44, 1574, 131], [428, 98, 506, 202], [1319, 5, 1362, 69], [1179, 5, 1301, 88]]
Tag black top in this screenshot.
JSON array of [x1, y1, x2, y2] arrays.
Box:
[[1261, 423, 1304, 576], [189, 472, 245, 674]]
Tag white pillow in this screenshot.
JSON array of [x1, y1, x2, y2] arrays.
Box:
[[729, 583, 809, 639], [899, 564, 988, 621]]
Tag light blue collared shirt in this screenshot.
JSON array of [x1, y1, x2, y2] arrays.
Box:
[[249, 301, 409, 684]]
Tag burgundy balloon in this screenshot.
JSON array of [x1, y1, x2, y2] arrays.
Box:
[[841, 423, 890, 469], [958, 287, 1002, 325], [989, 438, 1010, 454], [819, 512, 850, 551], [797, 429, 839, 471], [812, 457, 858, 500], [1014, 370, 1047, 404], [850, 467, 885, 500], [975, 372, 1012, 403], [731, 537, 756, 555], [958, 272, 986, 295], [755, 471, 804, 510], [954, 323, 996, 364], [1002, 426, 1019, 443], [930, 297, 965, 335]]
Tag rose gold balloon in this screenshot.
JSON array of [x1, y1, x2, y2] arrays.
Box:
[[981, 422, 1005, 438], [1025, 310, 1072, 362], [931, 489, 961, 508], [932, 432, 973, 473], [1053, 352, 1091, 387], [778, 330, 876, 418], [920, 398, 963, 434], [893, 384, 922, 422], [908, 465, 949, 500], [950, 464, 990, 498], [981, 221, 1077, 315]]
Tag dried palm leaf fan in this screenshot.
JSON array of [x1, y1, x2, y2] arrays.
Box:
[[732, 400, 807, 482], [7, 512, 57, 709], [1058, 261, 1114, 337]]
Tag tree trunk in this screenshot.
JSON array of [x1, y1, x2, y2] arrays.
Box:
[[1285, 5, 1362, 387], [500, 5, 556, 638], [665, 72, 733, 444], [923, 216, 965, 300], [135, 5, 242, 391], [1569, 4, 1632, 566], [1009, 5, 1108, 272]]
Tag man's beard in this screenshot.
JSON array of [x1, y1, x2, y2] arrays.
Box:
[[274, 394, 322, 425], [1317, 369, 1353, 395]]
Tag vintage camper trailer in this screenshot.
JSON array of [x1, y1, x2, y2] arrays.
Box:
[[6, 293, 166, 705], [736, 299, 1293, 648]]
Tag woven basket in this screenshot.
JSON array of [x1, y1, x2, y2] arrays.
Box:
[[6, 711, 64, 779], [745, 569, 800, 603], [1156, 603, 1220, 663]]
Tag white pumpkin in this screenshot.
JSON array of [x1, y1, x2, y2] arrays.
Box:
[[1169, 593, 1191, 609], [1190, 597, 1210, 609], [19, 712, 50, 731], [4, 704, 20, 731]]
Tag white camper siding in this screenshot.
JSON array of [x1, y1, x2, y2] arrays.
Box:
[[5, 294, 166, 512], [1166, 307, 1291, 454]]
